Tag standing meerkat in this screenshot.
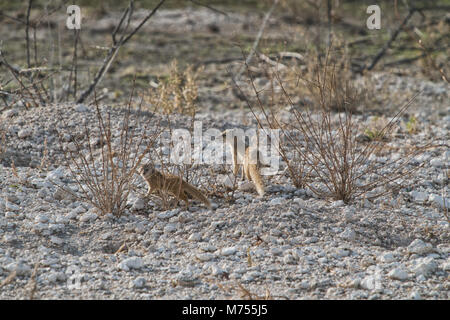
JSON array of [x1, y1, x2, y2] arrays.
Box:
[[222, 129, 265, 197], [138, 163, 211, 208]]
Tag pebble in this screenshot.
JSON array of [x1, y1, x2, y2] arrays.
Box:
[[339, 227, 356, 241], [17, 128, 32, 138], [407, 239, 433, 255], [411, 257, 437, 277], [361, 274, 382, 291], [131, 277, 146, 288], [387, 268, 409, 280], [269, 197, 284, 206], [79, 212, 98, 222], [188, 232, 202, 242], [221, 247, 237, 256], [378, 252, 396, 263], [118, 257, 143, 271]]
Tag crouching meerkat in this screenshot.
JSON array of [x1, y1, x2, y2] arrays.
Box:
[[138, 163, 211, 208], [222, 129, 265, 197]]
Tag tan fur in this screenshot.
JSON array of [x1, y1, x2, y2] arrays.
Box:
[[222, 129, 265, 197], [138, 163, 211, 208]]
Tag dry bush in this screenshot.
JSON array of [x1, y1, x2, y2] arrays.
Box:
[[0, 123, 6, 157], [58, 89, 161, 216], [241, 48, 428, 203], [144, 60, 202, 117]]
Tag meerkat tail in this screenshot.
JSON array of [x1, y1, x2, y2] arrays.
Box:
[[182, 182, 211, 208], [248, 164, 265, 197]]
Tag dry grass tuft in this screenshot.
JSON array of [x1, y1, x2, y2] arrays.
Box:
[[240, 47, 428, 203], [58, 87, 161, 216], [144, 60, 202, 117]]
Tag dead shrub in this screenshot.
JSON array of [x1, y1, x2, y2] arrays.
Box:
[[58, 87, 161, 216], [240, 48, 428, 203]]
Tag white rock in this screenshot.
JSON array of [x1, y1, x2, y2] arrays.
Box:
[[339, 227, 356, 241], [428, 194, 449, 210], [219, 175, 235, 189], [47, 167, 65, 180], [188, 232, 201, 242], [387, 268, 409, 280], [441, 258, 450, 271], [118, 257, 143, 271], [283, 254, 296, 265], [196, 253, 215, 262], [331, 200, 344, 207], [131, 197, 146, 211], [407, 239, 433, 255], [79, 212, 98, 222], [361, 274, 382, 291], [132, 277, 146, 288], [35, 214, 49, 223], [5, 262, 31, 276], [211, 265, 225, 276], [269, 197, 285, 206], [411, 257, 437, 277], [50, 236, 63, 245], [75, 104, 88, 112], [164, 224, 177, 233], [157, 209, 180, 220], [429, 158, 443, 167], [17, 128, 32, 138], [5, 202, 19, 212], [410, 191, 428, 203], [221, 247, 237, 256], [3, 109, 18, 118], [378, 252, 396, 263], [238, 181, 254, 192], [3, 234, 16, 243], [409, 291, 422, 300]]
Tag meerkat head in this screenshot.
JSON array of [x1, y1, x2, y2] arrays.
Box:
[[138, 163, 155, 176]]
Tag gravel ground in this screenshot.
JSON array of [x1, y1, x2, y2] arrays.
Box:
[[0, 72, 449, 300]]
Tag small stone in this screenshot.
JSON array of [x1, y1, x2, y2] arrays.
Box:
[[428, 194, 449, 210], [79, 212, 98, 222], [409, 291, 422, 300], [378, 252, 396, 263], [164, 224, 177, 233], [221, 247, 237, 256], [411, 257, 437, 277], [131, 197, 146, 211], [361, 274, 382, 291], [196, 253, 215, 262], [188, 233, 201, 242], [339, 227, 356, 241], [35, 214, 49, 224], [3, 234, 16, 243], [410, 191, 428, 203], [3, 109, 18, 118], [50, 236, 63, 245], [407, 239, 433, 255], [157, 209, 179, 219], [238, 181, 254, 192], [269, 197, 284, 206], [211, 265, 225, 276], [283, 254, 297, 265], [388, 268, 409, 280], [441, 258, 450, 271], [5, 202, 20, 212], [118, 257, 143, 271], [75, 104, 88, 112], [18, 128, 32, 138], [132, 277, 146, 288], [5, 262, 31, 276], [429, 158, 443, 167]]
